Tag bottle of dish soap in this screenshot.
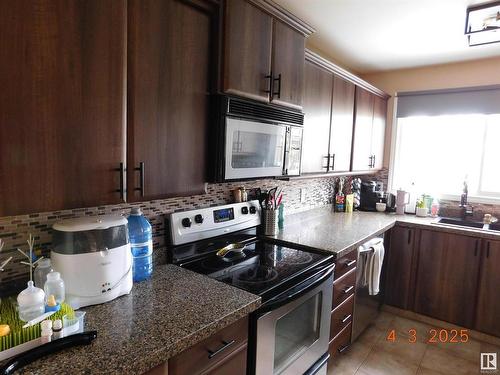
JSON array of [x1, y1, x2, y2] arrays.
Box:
[[335, 177, 346, 212], [128, 207, 153, 282]]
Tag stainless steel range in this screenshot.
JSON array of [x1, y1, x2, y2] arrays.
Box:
[[167, 201, 334, 375]]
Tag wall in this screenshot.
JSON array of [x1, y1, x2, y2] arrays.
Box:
[[360, 55, 500, 168], [0, 176, 353, 288]]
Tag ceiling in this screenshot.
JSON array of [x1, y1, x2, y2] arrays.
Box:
[[273, 0, 500, 73]]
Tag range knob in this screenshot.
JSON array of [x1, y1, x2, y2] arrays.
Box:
[[194, 214, 204, 224], [241, 207, 249, 215], [249, 206, 257, 214], [181, 218, 192, 228]]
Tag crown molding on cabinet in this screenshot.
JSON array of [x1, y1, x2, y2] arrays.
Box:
[[305, 49, 390, 99], [247, 0, 316, 36]]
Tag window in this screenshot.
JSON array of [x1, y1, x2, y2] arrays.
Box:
[[391, 113, 500, 200]]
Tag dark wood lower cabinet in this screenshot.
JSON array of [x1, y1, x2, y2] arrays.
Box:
[[413, 230, 481, 328], [328, 322, 352, 368], [205, 344, 247, 375], [168, 316, 248, 375], [475, 239, 500, 337], [328, 254, 356, 371], [384, 225, 417, 309], [385, 225, 500, 338], [127, 0, 218, 202]]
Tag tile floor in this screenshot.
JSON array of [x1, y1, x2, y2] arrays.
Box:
[[328, 311, 500, 375]]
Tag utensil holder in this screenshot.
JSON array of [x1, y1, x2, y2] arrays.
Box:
[[263, 209, 278, 236]]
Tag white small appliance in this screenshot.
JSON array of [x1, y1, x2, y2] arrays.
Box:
[[51, 215, 133, 309], [396, 189, 410, 215]]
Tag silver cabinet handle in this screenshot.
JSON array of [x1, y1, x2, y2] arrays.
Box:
[[346, 260, 356, 267], [207, 340, 235, 359], [343, 286, 354, 294], [341, 314, 352, 323], [338, 344, 350, 353]]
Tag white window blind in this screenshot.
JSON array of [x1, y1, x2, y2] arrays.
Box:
[[397, 85, 500, 118]]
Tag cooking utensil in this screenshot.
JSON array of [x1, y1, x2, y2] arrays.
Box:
[[216, 243, 246, 258]]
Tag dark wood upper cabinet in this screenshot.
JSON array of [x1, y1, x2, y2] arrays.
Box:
[[351, 87, 374, 171], [301, 50, 386, 175], [413, 230, 481, 328], [127, 0, 218, 201], [223, 0, 273, 103], [371, 95, 387, 170], [270, 20, 305, 109], [0, 0, 126, 216], [301, 61, 333, 173], [222, 0, 311, 109], [385, 226, 417, 310], [351, 87, 387, 171], [329, 75, 355, 172], [475, 240, 500, 337]]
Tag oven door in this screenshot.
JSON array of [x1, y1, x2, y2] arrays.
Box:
[[254, 265, 334, 375], [225, 117, 287, 180]]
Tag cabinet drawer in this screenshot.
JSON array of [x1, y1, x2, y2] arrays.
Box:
[[205, 343, 247, 375], [330, 294, 354, 338], [168, 316, 248, 375], [334, 251, 357, 280], [328, 322, 352, 368], [332, 268, 356, 309]]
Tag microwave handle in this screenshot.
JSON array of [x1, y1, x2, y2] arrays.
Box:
[[282, 126, 291, 175], [257, 264, 334, 315]]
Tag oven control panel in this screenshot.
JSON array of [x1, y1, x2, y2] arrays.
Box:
[[169, 200, 261, 245]]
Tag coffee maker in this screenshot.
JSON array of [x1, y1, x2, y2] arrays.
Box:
[[359, 181, 384, 211], [359, 181, 396, 212]]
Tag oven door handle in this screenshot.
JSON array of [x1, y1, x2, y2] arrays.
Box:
[[258, 264, 334, 315]]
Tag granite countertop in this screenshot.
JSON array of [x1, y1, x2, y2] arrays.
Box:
[[267, 206, 500, 258], [16, 265, 260, 375]]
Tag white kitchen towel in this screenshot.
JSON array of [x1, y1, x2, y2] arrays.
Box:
[[365, 237, 384, 295]]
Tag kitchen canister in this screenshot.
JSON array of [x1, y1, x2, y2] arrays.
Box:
[[263, 209, 279, 236]]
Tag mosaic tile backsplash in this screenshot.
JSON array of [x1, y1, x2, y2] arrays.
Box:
[[2, 167, 495, 289], [0, 175, 345, 285]]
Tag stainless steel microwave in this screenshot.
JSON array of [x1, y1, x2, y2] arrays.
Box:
[[210, 96, 304, 182]]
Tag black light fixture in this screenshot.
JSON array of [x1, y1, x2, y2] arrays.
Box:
[[465, 0, 500, 46]]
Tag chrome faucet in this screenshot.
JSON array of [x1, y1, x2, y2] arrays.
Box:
[[459, 180, 473, 219]]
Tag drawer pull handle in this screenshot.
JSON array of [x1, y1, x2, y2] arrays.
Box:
[[345, 260, 356, 267], [343, 286, 354, 294], [207, 340, 235, 359], [341, 314, 352, 324], [337, 344, 350, 354]]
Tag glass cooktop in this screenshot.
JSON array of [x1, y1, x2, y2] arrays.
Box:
[[179, 240, 332, 300]]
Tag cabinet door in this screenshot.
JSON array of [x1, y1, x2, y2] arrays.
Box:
[[329, 75, 355, 172], [0, 0, 126, 216], [223, 0, 272, 103], [385, 226, 416, 309], [414, 230, 481, 328], [351, 87, 374, 171], [301, 61, 333, 173], [370, 95, 387, 170], [128, 0, 217, 201], [271, 20, 305, 109], [475, 240, 500, 337]]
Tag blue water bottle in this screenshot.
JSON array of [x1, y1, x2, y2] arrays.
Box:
[[127, 207, 153, 282]]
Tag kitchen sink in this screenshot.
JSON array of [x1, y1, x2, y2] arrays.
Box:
[[435, 217, 486, 229], [489, 223, 500, 231]]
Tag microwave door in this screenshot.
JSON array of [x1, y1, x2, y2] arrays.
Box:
[[225, 117, 287, 180]]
